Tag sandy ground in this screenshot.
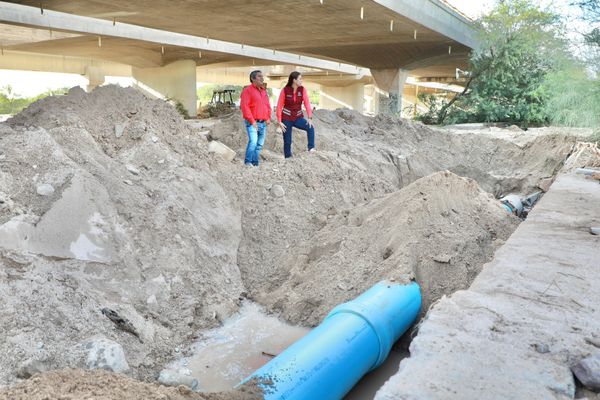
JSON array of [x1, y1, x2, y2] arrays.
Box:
[[0, 85, 583, 395], [0, 369, 262, 400]]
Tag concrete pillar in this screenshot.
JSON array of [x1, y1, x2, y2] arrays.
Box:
[[370, 69, 409, 115], [83, 66, 105, 92], [319, 83, 365, 112], [132, 59, 197, 116]]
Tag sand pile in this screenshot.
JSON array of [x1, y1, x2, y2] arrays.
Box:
[[209, 109, 576, 196], [0, 85, 580, 391], [212, 152, 395, 300], [0, 86, 245, 385], [258, 171, 519, 326], [0, 369, 261, 400], [8, 85, 196, 158]]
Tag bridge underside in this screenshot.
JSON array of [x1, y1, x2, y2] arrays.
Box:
[[0, 0, 477, 115]]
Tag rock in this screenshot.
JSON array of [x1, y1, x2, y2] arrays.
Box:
[[590, 227, 600, 236], [158, 159, 165, 164], [158, 369, 199, 391], [114, 123, 126, 138], [433, 254, 451, 263], [198, 130, 210, 139], [123, 179, 133, 186], [126, 164, 140, 175], [36, 183, 55, 196], [538, 177, 553, 192], [533, 343, 550, 353], [101, 308, 140, 339], [84, 337, 130, 373], [571, 353, 600, 390], [207, 140, 236, 161], [586, 337, 600, 348], [16, 358, 52, 379], [337, 283, 353, 291], [151, 136, 159, 143], [271, 184, 285, 198]]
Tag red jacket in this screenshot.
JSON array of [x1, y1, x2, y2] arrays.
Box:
[[240, 84, 271, 124], [276, 86, 313, 122]]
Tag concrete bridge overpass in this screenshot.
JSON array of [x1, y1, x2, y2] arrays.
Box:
[[0, 0, 479, 115]]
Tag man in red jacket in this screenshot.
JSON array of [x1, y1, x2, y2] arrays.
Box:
[[240, 70, 271, 166]]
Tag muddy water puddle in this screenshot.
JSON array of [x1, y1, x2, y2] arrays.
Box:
[[167, 302, 308, 391], [167, 301, 408, 399]]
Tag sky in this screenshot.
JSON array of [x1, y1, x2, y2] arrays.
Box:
[[444, 0, 493, 19], [0, 1, 593, 97]]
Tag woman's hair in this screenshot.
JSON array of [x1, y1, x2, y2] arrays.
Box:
[[286, 71, 302, 87]]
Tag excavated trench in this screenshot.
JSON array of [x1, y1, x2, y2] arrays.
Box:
[[0, 86, 583, 399]]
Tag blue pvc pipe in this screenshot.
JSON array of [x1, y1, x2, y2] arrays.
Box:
[[240, 280, 421, 400]]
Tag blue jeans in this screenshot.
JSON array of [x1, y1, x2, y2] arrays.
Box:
[[244, 120, 266, 166], [282, 117, 315, 158]]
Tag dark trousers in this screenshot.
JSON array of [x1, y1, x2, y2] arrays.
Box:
[[282, 117, 315, 158]]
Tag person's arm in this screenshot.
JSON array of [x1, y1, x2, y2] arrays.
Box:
[[276, 88, 285, 123], [302, 87, 313, 118], [265, 90, 272, 124], [303, 87, 313, 126], [240, 87, 255, 125]]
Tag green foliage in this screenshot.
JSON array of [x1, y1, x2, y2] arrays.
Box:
[[165, 96, 190, 119], [0, 85, 70, 115], [538, 0, 600, 130], [308, 89, 320, 106], [461, 0, 562, 127], [544, 63, 600, 128], [419, 0, 569, 128], [415, 93, 448, 125], [574, 0, 600, 71], [174, 100, 190, 119]]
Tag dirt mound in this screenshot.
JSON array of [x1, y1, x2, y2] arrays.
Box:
[[0, 86, 244, 385], [0, 369, 262, 400], [212, 152, 395, 300], [259, 171, 519, 326], [8, 85, 194, 157], [208, 109, 576, 196]]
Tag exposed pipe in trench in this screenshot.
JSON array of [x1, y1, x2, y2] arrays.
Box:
[[239, 280, 422, 399]]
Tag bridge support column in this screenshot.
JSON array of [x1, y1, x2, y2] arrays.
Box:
[[370, 68, 409, 115], [83, 66, 105, 92], [132, 59, 197, 116], [319, 83, 365, 112]]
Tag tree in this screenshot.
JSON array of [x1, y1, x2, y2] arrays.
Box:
[[424, 0, 568, 128], [574, 0, 600, 47]]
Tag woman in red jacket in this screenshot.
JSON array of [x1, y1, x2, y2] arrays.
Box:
[[276, 71, 315, 158]]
